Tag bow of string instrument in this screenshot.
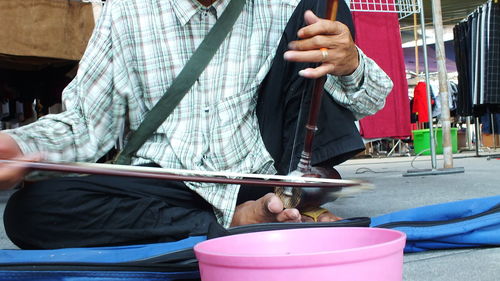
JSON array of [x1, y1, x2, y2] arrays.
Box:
[[0, 0, 371, 197]]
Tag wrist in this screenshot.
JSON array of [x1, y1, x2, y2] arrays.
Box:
[[0, 133, 23, 158], [342, 46, 360, 76]]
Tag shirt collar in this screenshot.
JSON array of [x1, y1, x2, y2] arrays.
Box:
[[212, 0, 230, 19], [170, 0, 230, 26]]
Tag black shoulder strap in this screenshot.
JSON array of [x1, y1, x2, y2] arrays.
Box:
[[116, 0, 246, 165]]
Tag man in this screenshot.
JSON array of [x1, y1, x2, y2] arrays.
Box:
[[0, 0, 392, 249]]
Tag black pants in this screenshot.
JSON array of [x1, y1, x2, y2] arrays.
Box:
[[4, 171, 221, 249], [4, 0, 364, 249]]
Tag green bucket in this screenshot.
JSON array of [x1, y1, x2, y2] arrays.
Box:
[[412, 128, 458, 155]]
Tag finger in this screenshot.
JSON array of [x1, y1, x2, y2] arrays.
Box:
[[298, 64, 335, 79], [301, 215, 315, 223], [275, 208, 301, 223], [303, 10, 321, 26], [318, 213, 341, 222], [265, 193, 285, 215], [263, 194, 300, 223], [298, 17, 345, 39], [284, 49, 330, 63], [288, 35, 332, 51]]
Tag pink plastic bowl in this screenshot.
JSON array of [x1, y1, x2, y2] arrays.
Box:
[[194, 227, 406, 281]]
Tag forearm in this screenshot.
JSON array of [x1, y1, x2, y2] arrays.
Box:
[[3, 109, 119, 163], [325, 47, 393, 120]]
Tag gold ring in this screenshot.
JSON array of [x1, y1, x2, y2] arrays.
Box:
[[320, 48, 328, 62]]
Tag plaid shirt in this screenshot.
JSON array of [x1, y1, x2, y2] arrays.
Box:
[[5, 0, 392, 227]]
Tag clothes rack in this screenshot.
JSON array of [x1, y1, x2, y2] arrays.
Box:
[[453, 0, 500, 157], [350, 0, 456, 174]]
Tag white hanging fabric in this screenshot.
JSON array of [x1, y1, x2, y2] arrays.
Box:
[[81, 0, 105, 23], [350, 0, 419, 20]]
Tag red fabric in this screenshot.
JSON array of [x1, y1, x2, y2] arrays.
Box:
[[352, 6, 411, 139], [412, 81, 431, 123]]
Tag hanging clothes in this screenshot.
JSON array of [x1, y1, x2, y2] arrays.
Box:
[[480, 112, 500, 134], [352, 2, 411, 139], [453, 19, 473, 116], [429, 80, 458, 119], [485, 1, 500, 105], [412, 81, 432, 123], [454, 1, 500, 116]]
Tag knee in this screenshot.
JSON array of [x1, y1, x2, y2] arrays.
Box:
[[3, 189, 38, 249]]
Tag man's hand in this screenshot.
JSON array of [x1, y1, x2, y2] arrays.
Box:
[[0, 133, 36, 190], [284, 10, 359, 78]]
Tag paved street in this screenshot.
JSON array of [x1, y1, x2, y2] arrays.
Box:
[[329, 151, 500, 281]]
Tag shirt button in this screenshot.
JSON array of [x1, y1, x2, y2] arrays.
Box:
[[204, 106, 210, 113]]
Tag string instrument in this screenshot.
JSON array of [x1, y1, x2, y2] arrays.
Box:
[[277, 0, 346, 210]]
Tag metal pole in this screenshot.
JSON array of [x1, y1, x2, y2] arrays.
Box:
[[431, 0, 453, 168], [413, 0, 419, 74], [475, 117, 481, 157], [418, 0, 437, 169], [492, 113, 497, 149], [403, 0, 464, 177], [466, 116, 473, 150]]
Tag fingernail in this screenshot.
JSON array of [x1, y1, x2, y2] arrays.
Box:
[[288, 42, 296, 50], [283, 52, 291, 60], [298, 70, 307, 77]]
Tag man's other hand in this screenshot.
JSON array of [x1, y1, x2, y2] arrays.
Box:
[[284, 10, 359, 78], [0, 133, 36, 190]]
